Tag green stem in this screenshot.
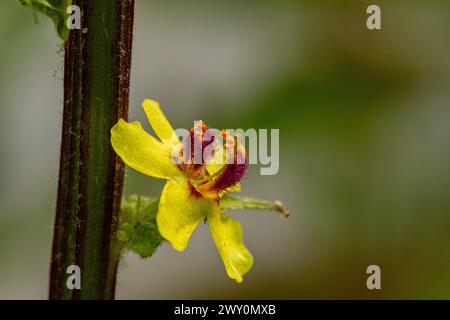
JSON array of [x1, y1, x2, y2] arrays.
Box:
[[220, 195, 290, 218], [49, 0, 135, 300]]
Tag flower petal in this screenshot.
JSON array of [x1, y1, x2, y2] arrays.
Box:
[[111, 119, 182, 180], [225, 182, 241, 193], [142, 99, 178, 145], [207, 208, 254, 283], [157, 180, 213, 251]]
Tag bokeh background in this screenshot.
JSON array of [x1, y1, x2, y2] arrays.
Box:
[[1, 0, 450, 299]]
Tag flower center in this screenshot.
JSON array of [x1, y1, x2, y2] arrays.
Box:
[[177, 121, 248, 198]]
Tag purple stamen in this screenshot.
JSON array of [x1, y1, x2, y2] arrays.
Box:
[[213, 162, 248, 191]]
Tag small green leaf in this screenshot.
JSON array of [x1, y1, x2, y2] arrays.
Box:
[[118, 195, 164, 258], [221, 194, 290, 217], [19, 0, 72, 41]]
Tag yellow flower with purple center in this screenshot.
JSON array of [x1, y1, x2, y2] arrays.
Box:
[[110, 99, 253, 283]]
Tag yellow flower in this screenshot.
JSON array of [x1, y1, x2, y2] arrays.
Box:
[[111, 99, 253, 283]]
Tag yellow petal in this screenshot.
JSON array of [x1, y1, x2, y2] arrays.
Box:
[[213, 183, 241, 200], [225, 182, 241, 193], [157, 180, 213, 251], [207, 208, 254, 283], [142, 99, 178, 145], [111, 119, 182, 180]]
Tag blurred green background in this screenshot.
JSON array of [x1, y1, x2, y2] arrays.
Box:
[[1, 0, 450, 299]]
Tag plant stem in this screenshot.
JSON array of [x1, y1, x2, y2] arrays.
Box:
[[49, 0, 134, 300]]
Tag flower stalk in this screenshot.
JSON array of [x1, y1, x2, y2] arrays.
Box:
[[49, 0, 135, 300]]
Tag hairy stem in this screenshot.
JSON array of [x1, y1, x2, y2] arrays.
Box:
[[49, 0, 134, 300]]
